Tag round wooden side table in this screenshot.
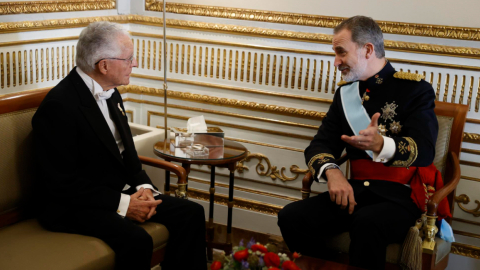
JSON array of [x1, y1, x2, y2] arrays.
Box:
[[153, 139, 248, 257]]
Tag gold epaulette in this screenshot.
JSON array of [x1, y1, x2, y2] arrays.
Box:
[[393, 71, 424, 82], [337, 80, 349, 86]]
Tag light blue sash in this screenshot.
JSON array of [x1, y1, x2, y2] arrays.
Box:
[[340, 82, 373, 158]]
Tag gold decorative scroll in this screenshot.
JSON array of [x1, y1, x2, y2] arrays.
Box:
[[118, 84, 325, 121], [455, 194, 480, 217], [2, 15, 480, 59], [236, 152, 308, 182], [451, 243, 480, 260], [0, 0, 115, 15], [145, 1, 480, 41]]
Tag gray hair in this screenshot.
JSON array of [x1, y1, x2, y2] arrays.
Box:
[[334, 16, 385, 58], [76, 21, 130, 73]]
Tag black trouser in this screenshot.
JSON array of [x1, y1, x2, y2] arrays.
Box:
[[278, 185, 419, 270], [39, 194, 207, 270]]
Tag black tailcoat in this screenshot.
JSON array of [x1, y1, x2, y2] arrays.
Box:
[[32, 67, 154, 218], [32, 68, 207, 270]]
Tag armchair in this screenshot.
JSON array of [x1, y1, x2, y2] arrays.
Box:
[[301, 101, 468, 270], [0, 89, 187, 269]]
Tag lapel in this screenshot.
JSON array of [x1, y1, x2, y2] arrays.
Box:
[[107, 91, 136, 156], [71, 67, 124, 165]]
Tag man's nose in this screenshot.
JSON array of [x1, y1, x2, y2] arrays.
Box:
[[132, 57, 138, 68], [334, 55, 342, 67]]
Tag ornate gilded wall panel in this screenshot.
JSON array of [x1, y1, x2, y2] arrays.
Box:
[[0, 0, 115, 15], [1, 15, 480, 60], [127, 33, 480, 115], [145, 2, 480, 41]]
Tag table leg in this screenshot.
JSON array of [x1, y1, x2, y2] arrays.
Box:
[[227, 165, 235, 245], [207, 166, 216, 260], [164, 170, 170, 196]]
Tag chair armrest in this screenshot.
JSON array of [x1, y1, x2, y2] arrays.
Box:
[[138, 155, 187, 185], [336, 153, 349, 166], [427, 151, 460, 217], [301, 154, 348, 199], [302, 172, 314, 199]]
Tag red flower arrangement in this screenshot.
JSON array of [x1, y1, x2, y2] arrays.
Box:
[[211, 238, 301, 270]]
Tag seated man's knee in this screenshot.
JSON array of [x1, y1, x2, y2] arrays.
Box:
[[278, 201, 301, 228], [128, 226, 153, 251], [350, 214, 384, 240]]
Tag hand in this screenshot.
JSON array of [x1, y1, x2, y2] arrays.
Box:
[[141, 188, 157, 220], [126, 188, 162, 223], [326, 169, 356, 214], [341, 113, 384, 153]]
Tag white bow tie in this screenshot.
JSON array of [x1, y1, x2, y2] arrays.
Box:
[[94, 89, 115, 101]]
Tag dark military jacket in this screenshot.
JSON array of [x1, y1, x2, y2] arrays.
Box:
[[306, 61, 438, 181]]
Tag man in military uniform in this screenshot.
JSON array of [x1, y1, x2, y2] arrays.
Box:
[[278, 16, 438, 270]]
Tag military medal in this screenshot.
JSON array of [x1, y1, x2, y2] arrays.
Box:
[[375, 74, 383, 84], [378, 124, 387, 136], [389, 121, 402, 134], [361, 89, 370, 104], [118, 103, 125, 116], [381, 101, 398, 121]]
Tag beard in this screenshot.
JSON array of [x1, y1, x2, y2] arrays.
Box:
[[340, 50, 368, 82]]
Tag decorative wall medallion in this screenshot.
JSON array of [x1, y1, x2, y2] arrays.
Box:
[[455, 194, 480, 217], [236, 152, 308, 182]]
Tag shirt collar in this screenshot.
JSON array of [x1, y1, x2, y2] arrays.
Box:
[[76, 67, 114, 97]]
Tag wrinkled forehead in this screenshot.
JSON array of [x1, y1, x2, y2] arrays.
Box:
[[332, 29, 356, 50], [116, 34, 134, 54]]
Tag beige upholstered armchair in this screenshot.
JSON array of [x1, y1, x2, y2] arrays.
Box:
[[0, 89, 187, 269], [301, 101, 468, 270]]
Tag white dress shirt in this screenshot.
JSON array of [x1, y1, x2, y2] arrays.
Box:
[[76, 68, 160, 217]]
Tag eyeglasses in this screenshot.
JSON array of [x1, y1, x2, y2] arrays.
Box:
[[95, 56, 135, 65]]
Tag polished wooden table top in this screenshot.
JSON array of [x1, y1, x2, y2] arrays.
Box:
[[153, 139, 248, 165]]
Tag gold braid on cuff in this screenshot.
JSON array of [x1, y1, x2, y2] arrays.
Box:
[[307, 153, 335, 175], [392, 137, 418, 167]]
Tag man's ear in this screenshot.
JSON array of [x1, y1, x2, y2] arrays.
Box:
[[364, 43, 375, 59], [97, 60, 108, 75]]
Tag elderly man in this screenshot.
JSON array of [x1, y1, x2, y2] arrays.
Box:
[[278, 16, 439, 269], [32, 22, 207, 270]]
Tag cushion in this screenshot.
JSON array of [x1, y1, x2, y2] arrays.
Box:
[[0, 109, 37, 214], [0, 219, 168, 270], [434, 115, 454, 179]]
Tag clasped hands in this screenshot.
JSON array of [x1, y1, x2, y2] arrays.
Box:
[[126, 187, 162, 223], [327, 113, 383, 214]]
